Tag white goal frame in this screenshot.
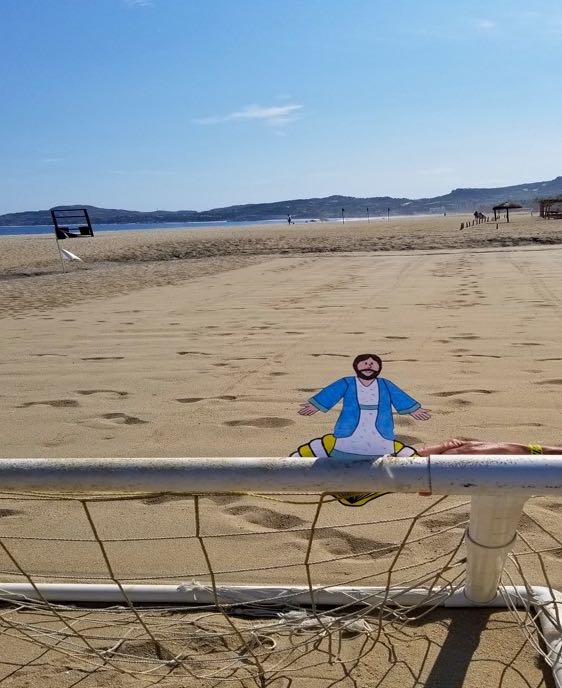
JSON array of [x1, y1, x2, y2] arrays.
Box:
[[0, 454, 561, 685]]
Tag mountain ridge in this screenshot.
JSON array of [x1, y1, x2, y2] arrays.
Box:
[[2, 177, 562, 226]]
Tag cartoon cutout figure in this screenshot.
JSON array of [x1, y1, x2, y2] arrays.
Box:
[[293, 353, 431, 506]]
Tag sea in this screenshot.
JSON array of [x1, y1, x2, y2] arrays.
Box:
[[0, 216, 393, 238]]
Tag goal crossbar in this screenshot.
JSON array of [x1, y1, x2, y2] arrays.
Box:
[[0, 454, 561, 496]]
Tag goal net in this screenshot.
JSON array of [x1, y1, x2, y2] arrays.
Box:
[[0, 455, 561, 687]]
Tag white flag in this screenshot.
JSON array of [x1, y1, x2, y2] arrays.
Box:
[[60, 248, 82, 262]]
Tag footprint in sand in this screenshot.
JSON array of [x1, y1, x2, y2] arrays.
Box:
[[177, 351, 211, 356], [451, 398, 473, 407], [396, 434, 422, 445], [224, 417, 294, 428], [142, 494, 191, 505], [0, 509, 25, 518], [541, 500, 562, 513], [464, 354, 501, 359], [423, 513, 469, 531], [101, 413, 148, 425], [77, 390, 128, 398], [432, 389, 495, 397], [299, 528, 397, 559], [81, 356, 124, 361], [19, 399, 79, 408], [206, 495, 244, 506], [537, 379, 562, 386], [309, 353, 348, 358], [297, 387, 318, 393], [32, 353, 66, 357], [385, 336, 409, 340], [177, 395, 238, 403], [224, 505, 305, 530]]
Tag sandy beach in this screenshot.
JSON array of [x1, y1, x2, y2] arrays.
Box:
[[1, 214, 562, 686]]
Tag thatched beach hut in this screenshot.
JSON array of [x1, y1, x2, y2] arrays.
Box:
[[539, 197, 562, 219], [493, 202, 522, 223]]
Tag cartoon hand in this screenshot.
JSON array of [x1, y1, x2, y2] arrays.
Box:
[[298, 402, 319, 416], [411, 408, 431, 421]]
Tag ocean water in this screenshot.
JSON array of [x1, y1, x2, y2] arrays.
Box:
[[0, 214, 443, 238], [0, 218, 340, 238]]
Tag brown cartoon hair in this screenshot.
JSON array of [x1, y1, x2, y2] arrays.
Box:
[[352, 353, 382, 373]]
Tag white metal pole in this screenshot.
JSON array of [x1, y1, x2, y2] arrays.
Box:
[[1, 583, 559, 685], [55, 238, 65, 273], [0, 582, 551, 608], [0, 455, 560, 496], [464, 495, 527, 603]]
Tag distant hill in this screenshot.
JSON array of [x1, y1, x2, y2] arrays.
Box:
[[2, 177, 562, 226]]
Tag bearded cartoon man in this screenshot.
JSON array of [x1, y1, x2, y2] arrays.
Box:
[[292, 355, 430, 504]]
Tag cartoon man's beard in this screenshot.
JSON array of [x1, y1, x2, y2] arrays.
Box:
[[355, 369, 380, 380]]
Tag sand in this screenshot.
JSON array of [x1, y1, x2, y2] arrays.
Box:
[[1, 213, 562, 686]]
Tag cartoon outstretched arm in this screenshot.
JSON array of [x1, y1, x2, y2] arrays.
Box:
[[383, 379, 431, 421], [298, 378, 348, 416]]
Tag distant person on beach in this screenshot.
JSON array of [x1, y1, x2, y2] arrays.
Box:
[[287, 215, 292, 225]]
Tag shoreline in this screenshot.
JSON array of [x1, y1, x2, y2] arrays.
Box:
[[0, 212, 477, 238]]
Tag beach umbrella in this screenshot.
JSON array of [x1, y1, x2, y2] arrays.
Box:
[[492, 202, 522, 223]]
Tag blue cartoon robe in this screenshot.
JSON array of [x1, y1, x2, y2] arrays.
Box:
[[309, 376, 420, 442]]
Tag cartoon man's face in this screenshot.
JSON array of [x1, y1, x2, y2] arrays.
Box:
[[354, 356, 381, 380]]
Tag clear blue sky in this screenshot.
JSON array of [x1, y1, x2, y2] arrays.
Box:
[[2, 0, 561, 214]]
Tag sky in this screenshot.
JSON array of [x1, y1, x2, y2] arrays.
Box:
[[1, 0, 562, 214]]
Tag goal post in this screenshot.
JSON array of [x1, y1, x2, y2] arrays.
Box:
[[0, 454, 561, 685], [0, 455, 561, 605], [0, 454, 561, 494]]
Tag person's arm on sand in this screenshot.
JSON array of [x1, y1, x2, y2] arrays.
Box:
[[415, 439, 561, 496], [417, 439, 562, 456]]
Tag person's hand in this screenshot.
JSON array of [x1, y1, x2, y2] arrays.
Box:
[[417, 439, 527, 456], [298, 402, 319, 416], [410, 408, 431, 421]]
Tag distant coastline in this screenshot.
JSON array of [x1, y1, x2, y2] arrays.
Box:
[[1, 176, 560, 229], [0, 214, 462, 238]]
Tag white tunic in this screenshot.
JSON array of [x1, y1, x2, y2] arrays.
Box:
[[333, 379, 395, 456]]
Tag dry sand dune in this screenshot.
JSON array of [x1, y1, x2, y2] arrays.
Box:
[[1, 215, 562, 686]]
